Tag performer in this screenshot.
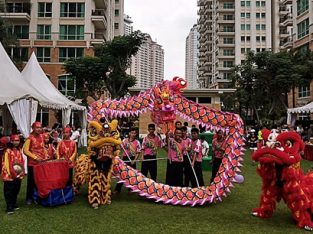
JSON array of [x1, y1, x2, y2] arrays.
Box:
[[57, 127, 77, 186], [165, 128, 185, 186], [141, 123, 164, 181], [23, 121, 47, 205], [189, 128, 204, 187], [181, 126, 192, 187], [210, 130, 226, 183], [43, 132, 56, 160], [114, 128, 141, 194], [2, 135, 25, 214], [0, 136, 9, 172]]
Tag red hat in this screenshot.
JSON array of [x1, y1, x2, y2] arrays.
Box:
[[32, 121, 42, 128], [0, 136, 9, 145], [10, 134, 20, 142], [63, 127, 72, 134]]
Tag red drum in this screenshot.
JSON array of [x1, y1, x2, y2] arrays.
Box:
[[33, 160, 69, 197]]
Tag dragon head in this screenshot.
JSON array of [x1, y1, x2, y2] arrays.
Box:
[[151, 77, 187, 125], [88, 118, 122, 160], [252, 131, 304, 166]]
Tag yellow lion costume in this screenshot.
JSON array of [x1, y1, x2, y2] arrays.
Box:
[[73, 118, 121, 209]]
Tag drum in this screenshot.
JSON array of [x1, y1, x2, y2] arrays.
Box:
[[33, 160, 69, 198]]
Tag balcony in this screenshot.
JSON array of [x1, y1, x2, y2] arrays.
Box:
[[91, 33, 106, 44], [217, 5, 235, 13], [217, 17, 235, 24], [217, 30, 235, 36], [0, 3, 31, 22], [93, 0, 107, 9], [282, 0, 292, 5], [280, 36, 293, 49], [279, 30, 289, 38], [280, 14, 293, 27], [91, 9, 107, 30], [279, 7, 288, 15]]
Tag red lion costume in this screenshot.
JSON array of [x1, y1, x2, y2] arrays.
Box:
[[251, 130, 313, 231]]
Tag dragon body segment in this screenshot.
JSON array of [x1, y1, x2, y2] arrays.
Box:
[[83, 77, 244, 206]]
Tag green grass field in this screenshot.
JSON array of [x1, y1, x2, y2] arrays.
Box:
[[0, 149, 311, 234]]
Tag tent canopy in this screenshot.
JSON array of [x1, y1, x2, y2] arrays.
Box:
[[21, 53, 85, 111], [287, 102, 313, 114]]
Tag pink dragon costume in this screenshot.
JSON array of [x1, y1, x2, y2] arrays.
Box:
[[74, 77, 245, 207]]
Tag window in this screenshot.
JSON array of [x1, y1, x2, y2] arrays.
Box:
[[241, 24, 245, 30], [115, 0, 119, 3], [37, 47, 51, 62], [241, 1, 245, 7], [246, 48, 251, 52], [223, 37, 234, 44], [10, 47, 28, 61], [256, 1, 260, 7], [246, 13, 250, 18], [223, 49, 234, 56], [241, 36, 245, 42], [8, 25, 29, 39], [297, 0, 309, 15], [246, 24, 250, 30], [256, 24, 260, 30], [6, 2, 30, 14], [241, 13, 245, 18], [261, 1, 266, 7], [241, 48, 245, 54], [223, 73, 232, 80], [261, 36, 266, 41], [59, 48, 84, 62], [60, 3, 85, 17], [297, 18, 309, 39], [256, 36, 260, 42], [38, 2, 52, 17], [198, 97, 211, 104], [246, 36, 250, 41], [223, 26, 234, 32], [59, 25, 84, 40], [58, 75, 76, 97], [261, 13, 266, 18], [37, 25, 51, 39], [115, 9, 119, 17], [223, 61, 234, 68], [246, 1, 250, 7], [261, 24, 266, 30], [224, 14, 234, 20], [298, 84, 310, 98], [114, 23, 119, 30], [224, 3, 234, 9]]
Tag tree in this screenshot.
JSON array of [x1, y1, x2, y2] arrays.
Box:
[[0, 16, 17, 51], [64, 31, 147, 100]]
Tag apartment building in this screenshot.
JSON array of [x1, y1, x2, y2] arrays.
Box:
[[131, 34, 164, 89], [198, 0, 276, 89], [0, 0, 124, 125], [123, 14, 133, 35], [185, 24, 199, 89]]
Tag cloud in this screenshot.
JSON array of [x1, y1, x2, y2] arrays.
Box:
[[124, 0, 198, 80]]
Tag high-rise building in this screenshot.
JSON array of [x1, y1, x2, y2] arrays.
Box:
[[0, 0, 124, 125], [131, 34, 164, 88], [124, 14, 133, 35], [185, 24, 199, 89], [197, 0, 287, 89]]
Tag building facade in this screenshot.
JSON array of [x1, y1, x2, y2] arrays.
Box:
[[131, 34, 164, 89], [185, 24, 199, 89], [0, 0, 124, 125], [197, 0, 283, 89]]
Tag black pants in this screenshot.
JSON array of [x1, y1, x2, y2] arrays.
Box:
[[183, 155, 191, 187], [166, 160, 183, 187], [68, 168, 73, 186], [141, 155, 157, 181], [26, 166, 36, 201], [190, 161, 204, 188], [4, 179, 22, 211], [115, 156, 136, 192], [210, 158, 223, 183]]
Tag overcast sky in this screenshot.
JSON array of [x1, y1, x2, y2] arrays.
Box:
[[124, 0, 198, 80]]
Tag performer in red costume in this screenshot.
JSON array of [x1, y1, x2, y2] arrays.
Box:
[[2, 135, 25, 214], [57, 127, 77, 185], [43, 132, 56, 159], [23, 121, 47, 205]]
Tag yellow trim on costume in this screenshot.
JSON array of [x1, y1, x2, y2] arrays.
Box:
[[23, 139, 37, 160], [3, 151, 10, 177]]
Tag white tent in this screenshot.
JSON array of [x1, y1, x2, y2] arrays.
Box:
[[287, 102, 313, 126], [21, 52, 87, 146]]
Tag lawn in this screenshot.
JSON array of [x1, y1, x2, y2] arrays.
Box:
[[0, 149, 311, 234]]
